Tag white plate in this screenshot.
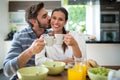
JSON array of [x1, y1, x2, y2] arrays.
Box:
[[65, 62, 75, 69]]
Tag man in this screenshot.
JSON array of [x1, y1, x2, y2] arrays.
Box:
[[3, 2, 50, 80]]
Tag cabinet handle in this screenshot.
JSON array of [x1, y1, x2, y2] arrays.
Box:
[[105, 7, 114, 9]]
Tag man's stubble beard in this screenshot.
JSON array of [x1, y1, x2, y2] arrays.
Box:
[[37, 18, 51, 30]]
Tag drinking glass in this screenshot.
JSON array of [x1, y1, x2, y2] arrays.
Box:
[[68, 57, 87, 80]]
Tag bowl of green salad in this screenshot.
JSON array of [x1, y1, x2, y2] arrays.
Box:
[[87, 67, 111, 80]]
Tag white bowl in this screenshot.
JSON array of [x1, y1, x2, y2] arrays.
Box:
[[43, 61, 65, 75], [87, 67, 111, 80], [17, 66, 49, 80]]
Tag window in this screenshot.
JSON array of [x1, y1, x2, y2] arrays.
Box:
[[62, 0, 100, 40], [62, 0, 86, 33]]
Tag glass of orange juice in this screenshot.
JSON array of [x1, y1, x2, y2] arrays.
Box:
[[82, 62, 87, 80], [68, 57, 87, 80], [68, 68, 82, 80]]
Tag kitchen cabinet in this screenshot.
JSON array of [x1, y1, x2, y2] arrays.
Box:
[[4, 41, 12, 57], [100, 0, 116, 5], [9, 1, 61, 12], [100, 4, 119, 11], [9, 11, 26, 24], [100, 0, 119, 11], [86, 43, 120, 66], [100, 0, 120, 42], [0, 41, 12, 69]]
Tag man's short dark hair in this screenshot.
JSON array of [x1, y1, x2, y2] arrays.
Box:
[[25, 2, 44, 26]]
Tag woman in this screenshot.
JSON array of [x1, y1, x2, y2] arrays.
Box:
[[35, 7, 86, 65]]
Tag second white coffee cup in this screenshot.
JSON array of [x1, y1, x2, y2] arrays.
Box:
[[55, 34, 64, 45]]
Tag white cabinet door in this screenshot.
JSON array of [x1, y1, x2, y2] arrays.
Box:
[[86, 44, 120, 66], [4, 41, 12, 59], [1, 41, 12, 69], [0, 39, 6, 69]]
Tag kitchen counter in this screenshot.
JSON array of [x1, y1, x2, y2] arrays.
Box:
[[86, 40, 120, 44]]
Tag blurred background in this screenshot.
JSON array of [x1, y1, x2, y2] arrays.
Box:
[[0, 0, 120, 74]]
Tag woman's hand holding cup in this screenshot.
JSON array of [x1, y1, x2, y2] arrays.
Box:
[[64, 33, 77, 46]]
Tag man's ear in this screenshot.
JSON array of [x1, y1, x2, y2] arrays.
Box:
[[29, 19, 37, 25]]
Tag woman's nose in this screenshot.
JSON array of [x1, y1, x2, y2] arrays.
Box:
[[54, 19, 59, 24]]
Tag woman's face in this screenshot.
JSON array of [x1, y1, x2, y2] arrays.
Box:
[[51, 11, 67, 34]]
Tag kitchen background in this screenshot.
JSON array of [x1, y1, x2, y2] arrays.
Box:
[[0, 0, 120, 70]]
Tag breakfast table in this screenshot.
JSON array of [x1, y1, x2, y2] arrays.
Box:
[[46, 70, 90, 80], [46, 66, 120, 80], [17, 66, 120, 80]]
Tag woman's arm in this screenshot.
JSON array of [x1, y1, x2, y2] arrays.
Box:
[[64, 32, 86, 58]]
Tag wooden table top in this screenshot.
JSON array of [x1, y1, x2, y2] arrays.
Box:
[[46, 70, 90, 80], [46, 66, 120, 80]]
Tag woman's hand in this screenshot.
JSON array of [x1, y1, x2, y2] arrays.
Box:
[[63, 33, 77, 46], [64, 33, 82, 58], [62, 58, 74, 64]]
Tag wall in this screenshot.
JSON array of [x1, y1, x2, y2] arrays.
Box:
[[0, 0, 9, 39], [86, 44, 120, 66], [0, 0, 9, 69]]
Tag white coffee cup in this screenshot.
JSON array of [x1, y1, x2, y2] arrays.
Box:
[[44, 36, 54, 46], [55, 34, 64, 45]]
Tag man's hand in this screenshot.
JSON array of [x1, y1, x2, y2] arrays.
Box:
[[28, 36, 45, 55]]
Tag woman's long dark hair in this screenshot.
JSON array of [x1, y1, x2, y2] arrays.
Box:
[[51, 7, 68, 52]]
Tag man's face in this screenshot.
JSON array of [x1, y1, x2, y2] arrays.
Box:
[[36, 8, 51, 29]]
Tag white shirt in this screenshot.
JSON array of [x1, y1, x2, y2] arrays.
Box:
[[35, 31, 86, 66]]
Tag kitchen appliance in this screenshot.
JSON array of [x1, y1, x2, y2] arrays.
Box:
[[9, 11, 26, 24], [100, 11, 120, 41], [101, 11, 119, 24], [101, 29, 119, 41]]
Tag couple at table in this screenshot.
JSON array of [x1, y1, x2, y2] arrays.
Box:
[[3, 2, 86, 80], [35, 6, 86, 65]]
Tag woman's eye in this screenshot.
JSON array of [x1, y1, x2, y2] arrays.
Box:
[[52, 17, 56, 20], [59, 18, 63, 21]]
